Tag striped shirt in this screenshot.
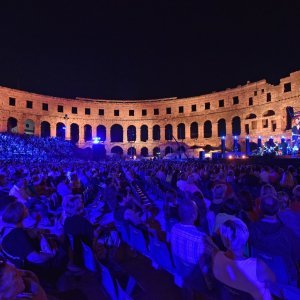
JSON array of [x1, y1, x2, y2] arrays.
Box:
[[170, 223, 215, 265]]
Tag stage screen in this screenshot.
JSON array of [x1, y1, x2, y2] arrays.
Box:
[[292, 112, 300, 145]]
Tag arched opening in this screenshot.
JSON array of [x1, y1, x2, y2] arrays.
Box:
[[245, 113, 257, 119], [96, 125, 106, 142], [84, 124, 92, 142], [127, 147, 136, 157], [141, 147, 148, 157], [165, 146, 173, 155], [24, 119, 35, 135], [140, 125, 148, 142], [56, 122, 65, 139], [232, 116, 241, 136], [70, 123, 79, 143], [127, 125, 136, 142], [41, 121, 50, 138], [177, 123, 185, 140], [111, 146, 123, 156], [111, 124, 123, 142], [286, 106, 294, 130], [7, 117, 18, 133], [190, 122, 198, 139], [217, 119, 226, 137], [204, 120, 212, 138], [153, 125, 160, 141], [263, 110, 275, 117], [153, 147, 160, 157], [165, 124, 173, 140]]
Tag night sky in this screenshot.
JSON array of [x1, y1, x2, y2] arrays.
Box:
[[0, 0, 299, 100]]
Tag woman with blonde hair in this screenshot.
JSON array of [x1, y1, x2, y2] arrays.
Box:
[[213, 219, 275, 299]]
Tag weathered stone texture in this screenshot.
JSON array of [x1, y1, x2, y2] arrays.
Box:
[[1, 70, 300, 155]]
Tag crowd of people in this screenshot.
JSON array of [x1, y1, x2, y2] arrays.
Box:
[[0, 134, 300, 299], [0, 133, 75, 161]]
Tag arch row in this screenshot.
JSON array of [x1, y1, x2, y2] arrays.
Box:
[[5, 111, 278, 143]]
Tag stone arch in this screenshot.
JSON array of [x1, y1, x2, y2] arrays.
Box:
[[96, 125, 106, 142], [111, 124, 123, 142], [245, 113, 257, 119], [165, 146, 173, 155], [127, 147, 136, 157], [70, 123, 79, 143], [165, 124, 173, 141], [41, 121, 50, 138], [285, 106, 294, 130], [56, 122, 65, 139], [177, 123, 185, 140], [7, 117, 18, 133], [141, 147, 149, 157], [263, 110, 275, 117], [153, 147, 160, 157], [140, 125, 148, 142], [84, 124, 92, 141], [204, 120, 212, 138], [24, 119, 35, 135], [232, 116, 241, 136], [217, 118, 226, 137], [127, 125, 136, 142], [111, 146, 123, 155], [190, 122, 198, 139], [153, 125, 161, 141]]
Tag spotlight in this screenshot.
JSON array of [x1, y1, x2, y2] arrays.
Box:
[[228, 155, 233, 159], [93, 137, 101, 144], [242, 154, 246, 159]]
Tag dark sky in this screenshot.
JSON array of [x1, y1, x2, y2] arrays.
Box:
[[0, 0, 299, 100]]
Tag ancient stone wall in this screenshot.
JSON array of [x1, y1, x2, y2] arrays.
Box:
[[1, 70, 300, 156]]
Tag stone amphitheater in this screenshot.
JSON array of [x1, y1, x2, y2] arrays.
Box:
[[1, 70, 300, 157]]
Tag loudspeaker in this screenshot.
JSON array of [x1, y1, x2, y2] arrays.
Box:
[[92, 144, 106, 160]]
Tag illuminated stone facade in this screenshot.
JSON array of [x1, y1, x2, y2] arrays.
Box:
[[1, 70, 300, 156]]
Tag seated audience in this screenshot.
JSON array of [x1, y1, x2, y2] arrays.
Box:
[[1, 133, 300, 298], [1, 202, 56, 267], [63, 194, 94, 268], [250, 195, 300, 286], [213, 219, 275, 299], [9, 178, 30, 203], [0, 259, 48, 300], [210, 184, 227, 215], [170, 200, 217, 293], [291, 185, 300, 212]]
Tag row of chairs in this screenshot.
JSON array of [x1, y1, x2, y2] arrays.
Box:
[[115, 222, 300, 299], [81, 240, 136, 300], [114, 221, 197, 289], [131, 182, 153, 209]]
